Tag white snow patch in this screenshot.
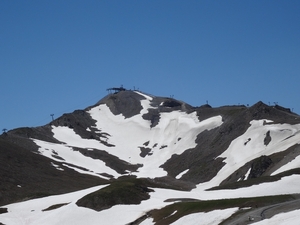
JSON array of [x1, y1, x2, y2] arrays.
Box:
[[272, 153, 300, 175], [171, 208, 238, 225], [252, 209, 300, 225], [61, 164, 109, 179], [33, 95, 223, 180], [51, 162, 64, 171], [88, 103, 223, 178], [238, 168, 251, 182], [33, 139, 120, 178], [198, 120, 300, 189], [245, 168, 251, 180], [51, 126, 103, 149], [176, 169, 189, 179], [170, 210, 177, 216], [2, 174, 300, 225], [195, 174, 300, 200], [134, 91, 153, 100], [0, 185, 107, 225]]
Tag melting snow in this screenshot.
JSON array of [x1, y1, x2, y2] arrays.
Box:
[[9, 94, 300, 225], [33, 139, 119, 179], [176, 169, 189, 179], [88, 102, 222, 178], [198, 120, 300, 189], [2, 164, 300, 224], [272, 153, 300, 175], [171, 208, 238, 225], [251, 209, 300, 225]]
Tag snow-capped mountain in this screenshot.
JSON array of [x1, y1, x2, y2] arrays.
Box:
[[1, 89, 300, 225]]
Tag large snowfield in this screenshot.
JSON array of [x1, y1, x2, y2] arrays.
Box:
[[2, 176, 300, 225], [2, 92, 300, 224]]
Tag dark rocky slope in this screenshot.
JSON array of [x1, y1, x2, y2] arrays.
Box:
[[0, 137, 106, 206], [1, 90, 300, 211]]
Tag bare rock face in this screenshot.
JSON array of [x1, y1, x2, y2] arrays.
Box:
[[2, 88, 300, 225], [0, 137, 105, 206], [97, 90, 145, 118], [264, 130, 272, 146], [98, 90, 194, 127], [248, 155, 273, 179]]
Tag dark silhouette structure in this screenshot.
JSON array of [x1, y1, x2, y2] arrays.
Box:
[[106, 85, 126, 93]]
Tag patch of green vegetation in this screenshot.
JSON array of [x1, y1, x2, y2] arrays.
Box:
[[150, 195, 295, 225], [76, 177, 153, 211]]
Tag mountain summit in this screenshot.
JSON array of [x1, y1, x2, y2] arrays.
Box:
[[1, 90, 300, 224]]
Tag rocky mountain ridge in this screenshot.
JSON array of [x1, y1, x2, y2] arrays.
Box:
[[1, 90, 300, 225]]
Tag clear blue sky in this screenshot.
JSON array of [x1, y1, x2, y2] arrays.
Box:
[[1, 1, 300, 130]]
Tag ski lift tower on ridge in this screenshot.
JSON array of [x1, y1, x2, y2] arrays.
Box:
[[106, 85, 126, 94]]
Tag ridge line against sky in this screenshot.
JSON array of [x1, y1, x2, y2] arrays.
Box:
[[1, 1, 300, 130]]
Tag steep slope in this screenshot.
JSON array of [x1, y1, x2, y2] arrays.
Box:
[[11, 90, 223, 181], [0, 137, 106, 206], [163, 101, 300, 186], [1, 89, 300, 225]]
